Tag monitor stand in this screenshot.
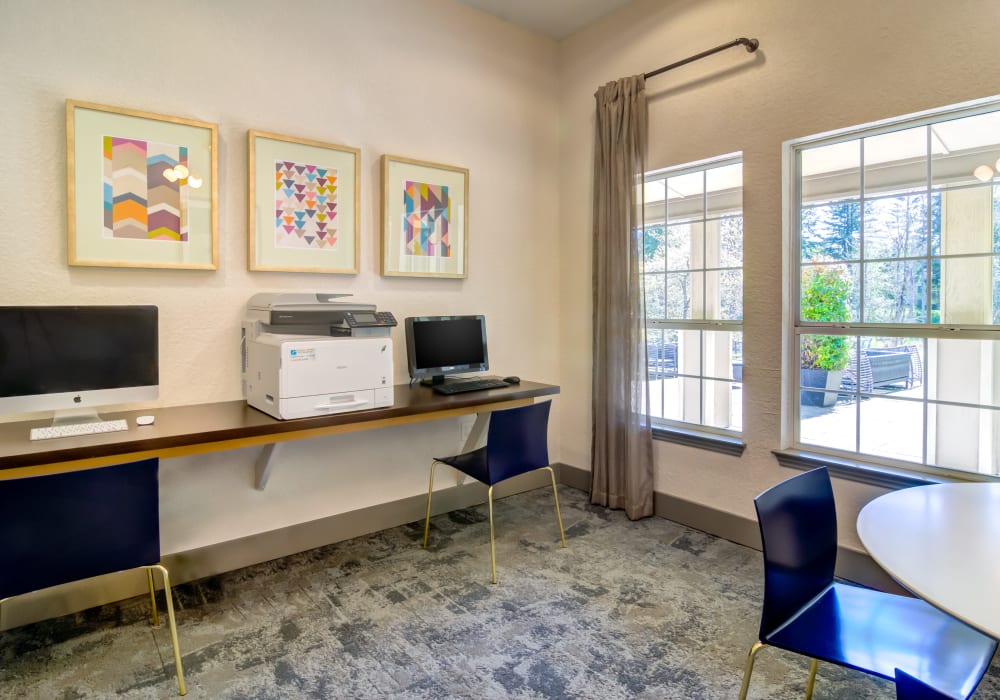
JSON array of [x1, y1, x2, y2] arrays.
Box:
[[420, 375, 446, 387], [50, 409, 105, 427]]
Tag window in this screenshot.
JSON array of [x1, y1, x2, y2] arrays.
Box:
[[789, 97, 1000, 478], [642, 154, 743, 435]]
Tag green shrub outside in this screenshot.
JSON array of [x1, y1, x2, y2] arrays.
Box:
[[801, 265, 851, 371]]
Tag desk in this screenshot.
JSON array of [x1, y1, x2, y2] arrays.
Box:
[[857, 483, 1000, 639], [0, 380, 559, 489]]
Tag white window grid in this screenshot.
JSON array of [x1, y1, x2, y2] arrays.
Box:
[[643, 153, 743, 433], [787, 96, 1000, 476]]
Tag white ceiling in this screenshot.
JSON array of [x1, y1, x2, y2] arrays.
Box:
[[454, 0, 633, 40]]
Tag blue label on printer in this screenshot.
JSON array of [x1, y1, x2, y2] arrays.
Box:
[[289, 348, 316, 361]]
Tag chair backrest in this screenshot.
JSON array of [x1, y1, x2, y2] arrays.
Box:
[[753, 466, 837, 640], [895, 669, 959, 700], [0, 458, 160, 600], [485, 400, 551, 485]]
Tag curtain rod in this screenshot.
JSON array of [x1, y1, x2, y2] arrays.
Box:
[[644, 37, 759, 80]]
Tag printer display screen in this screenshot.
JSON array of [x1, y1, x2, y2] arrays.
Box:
[[352, 313, 377, 323]]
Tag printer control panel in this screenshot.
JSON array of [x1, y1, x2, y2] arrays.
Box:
[[343, 311, 397, 328]]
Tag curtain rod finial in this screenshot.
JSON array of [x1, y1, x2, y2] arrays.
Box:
[[742, 38, 760, 52]]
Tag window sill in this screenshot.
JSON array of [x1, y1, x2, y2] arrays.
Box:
[[772, 449, 950, 489], [652, 425, 745, 457]]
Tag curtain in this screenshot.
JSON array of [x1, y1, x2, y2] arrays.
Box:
[[590, 75, 653, 521]]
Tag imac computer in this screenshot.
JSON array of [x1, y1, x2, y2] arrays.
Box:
[[405, 315, 491, 387], [0, 306, 158, 436]]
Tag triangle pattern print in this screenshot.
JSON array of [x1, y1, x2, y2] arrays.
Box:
[[403, 181, 450, 257], [274, 161, 338, 249]]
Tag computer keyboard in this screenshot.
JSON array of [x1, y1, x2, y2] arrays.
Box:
[[432, 378, 510, 395], [30, 419, 129, 441]]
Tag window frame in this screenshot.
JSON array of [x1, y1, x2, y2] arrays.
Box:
[[642, 152, 744, 440], [783, 95, 1000, 480]]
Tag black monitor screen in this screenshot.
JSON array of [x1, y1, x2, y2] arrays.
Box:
[[405, 316, 488, 380], [0, 306, 158, 398]]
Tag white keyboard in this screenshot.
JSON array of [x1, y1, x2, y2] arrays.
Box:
[[30, 419, 129, 441]]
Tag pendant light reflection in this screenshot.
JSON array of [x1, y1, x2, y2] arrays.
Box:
[[973, 164, 995, 182], [162, 163, 202, 189]]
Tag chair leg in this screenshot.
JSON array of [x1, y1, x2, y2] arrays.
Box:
[[805, 658, 819, 700], [422, 461, 439, 549], [542, 466, 567, 548], [147, 568, 159, 627], [738, 641, 766, 700], [148, 564, 186, 696], [488, 485, 497, 584]]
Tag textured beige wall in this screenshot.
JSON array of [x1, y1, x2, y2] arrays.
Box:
[[0, 0, 560, 550], [6, 0, 1000, 569], [556, 0, 1000, 546]]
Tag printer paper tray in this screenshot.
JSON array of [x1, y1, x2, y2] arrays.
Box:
[[257, 388, 392, 420]]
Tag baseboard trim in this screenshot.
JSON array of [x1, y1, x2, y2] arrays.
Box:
[[556, 462, 906, 595], [0, 470, 550, 631], [553, 461, 590, 491], [2, 462, 904, 630], [167, 469, 550, 583]]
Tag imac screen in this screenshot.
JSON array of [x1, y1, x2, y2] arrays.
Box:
[[0, 306, 158, 413]]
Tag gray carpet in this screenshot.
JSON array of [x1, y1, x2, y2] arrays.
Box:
[[2, 485, 998, 698]]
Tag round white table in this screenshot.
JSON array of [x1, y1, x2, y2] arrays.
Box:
[[857, 482, 1000, 639]]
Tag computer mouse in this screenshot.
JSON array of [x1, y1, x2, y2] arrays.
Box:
[[502, 376, 520, 385], [136, 415, 155, 426]]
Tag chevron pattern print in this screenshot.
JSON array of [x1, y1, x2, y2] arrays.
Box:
[[403, 180, 451, 257], [102, 136, 188, 241], [274, 161, 338, 249]]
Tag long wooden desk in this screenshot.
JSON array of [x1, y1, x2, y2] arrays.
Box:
[[0, 381, 560, 487]]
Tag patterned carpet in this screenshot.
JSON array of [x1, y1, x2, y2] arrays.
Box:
[[2, 485, 998, 698]]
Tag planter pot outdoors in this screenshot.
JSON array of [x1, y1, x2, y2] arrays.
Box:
[[800, 368, 844, 407]]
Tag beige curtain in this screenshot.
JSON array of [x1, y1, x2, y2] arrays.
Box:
[[590, 75, 653, 520]]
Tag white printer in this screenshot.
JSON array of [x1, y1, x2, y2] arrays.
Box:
[[242, 293, 397, 420]]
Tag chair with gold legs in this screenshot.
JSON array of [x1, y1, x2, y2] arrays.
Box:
[[738, 467, 995, 700], [422, 400, 566, 584], [0, 458, 186, 695], [895, 669, 960, 700]]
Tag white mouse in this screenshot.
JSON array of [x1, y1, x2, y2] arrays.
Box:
[[135, 415, 155, 426]]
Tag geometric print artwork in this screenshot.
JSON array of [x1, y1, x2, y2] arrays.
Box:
[[103, 136, 188, 241], [274, 160, 338, 249], [403, 180, 451, 258]]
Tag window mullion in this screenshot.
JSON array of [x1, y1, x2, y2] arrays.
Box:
[[644, 156, 743, 437], [791, 96, 1000, 477]]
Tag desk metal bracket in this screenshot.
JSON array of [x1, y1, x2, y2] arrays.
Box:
[[254, 444, 278, 490], [252, 411, 492, 491]]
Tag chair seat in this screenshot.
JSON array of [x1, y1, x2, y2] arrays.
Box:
[[436, 446, 490, 484], [766, 582, 997, 699]]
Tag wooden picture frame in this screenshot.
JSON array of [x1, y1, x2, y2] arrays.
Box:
[[380, 155, 468, 278], [66, 99, 218, 269], [248, 130, 360, 274]]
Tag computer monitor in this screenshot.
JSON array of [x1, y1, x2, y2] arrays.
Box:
[[0, 306, 158, 423], [404, 315, 489, 385]]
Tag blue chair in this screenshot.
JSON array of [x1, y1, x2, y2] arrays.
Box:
[[738, 467, 996, 700], [896, 669, 960, 700], [0, 458, 186, 695], [422, 400, 566, 584]]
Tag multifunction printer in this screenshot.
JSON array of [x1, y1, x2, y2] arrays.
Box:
[[242, 293, 397, 420]]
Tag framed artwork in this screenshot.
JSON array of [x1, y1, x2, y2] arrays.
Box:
[[381, 155, 469, 278], [66, 99, 218, 269], [248, 130, 359, 274]]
